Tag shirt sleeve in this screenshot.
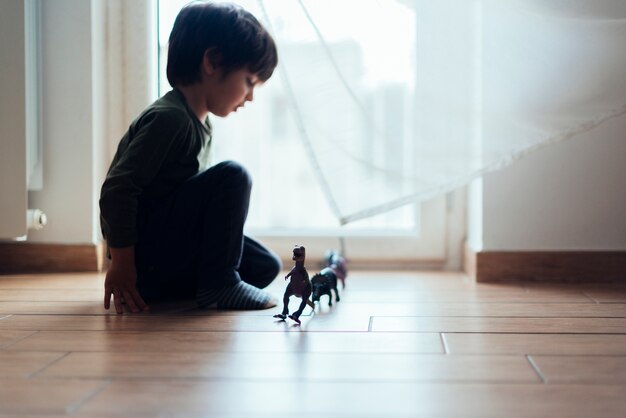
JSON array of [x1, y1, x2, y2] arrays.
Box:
[[99, 109, 189, 248]]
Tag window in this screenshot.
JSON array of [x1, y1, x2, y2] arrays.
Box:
[[158, 0, 454, 266]]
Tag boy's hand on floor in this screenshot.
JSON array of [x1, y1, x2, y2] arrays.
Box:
[[104, 247, 149, 314]]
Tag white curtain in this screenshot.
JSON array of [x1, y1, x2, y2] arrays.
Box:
[[105, 0, 158, 161], [252, 0, 626, 224]]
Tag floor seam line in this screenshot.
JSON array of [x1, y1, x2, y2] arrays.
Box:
[[440, 333, 450, 354], [27, 351, 71, 379], [526, 354, 547, 384]]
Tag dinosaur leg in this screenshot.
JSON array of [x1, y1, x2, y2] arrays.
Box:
[[273, 291, 291, 320], [289, 298, 309, 324], [333, 286, 340, 303], [327, 291, 333, 306]]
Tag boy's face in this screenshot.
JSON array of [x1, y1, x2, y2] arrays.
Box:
[[204, 67, 262, 117]]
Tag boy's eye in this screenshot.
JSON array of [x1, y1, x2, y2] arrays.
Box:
[[246, 78, 254, 87]]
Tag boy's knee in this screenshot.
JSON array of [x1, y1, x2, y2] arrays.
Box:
[[213, 160, 252, 188], [255, 252, 282, 289], [267, 252, 282, 278]]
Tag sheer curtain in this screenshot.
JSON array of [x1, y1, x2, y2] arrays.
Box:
[[254, 0, 626, 224], [105, 0, 158, 162]]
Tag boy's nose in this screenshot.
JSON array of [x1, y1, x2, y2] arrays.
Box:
[[245, 89, 254, 102]]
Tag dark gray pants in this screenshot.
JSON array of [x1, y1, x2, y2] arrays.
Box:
[[134, 160, 281, 302]]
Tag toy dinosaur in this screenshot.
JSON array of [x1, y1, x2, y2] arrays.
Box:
[[324, 249, 348, 289], [273, 245, 314, 324], [311, 267, 340, 306]]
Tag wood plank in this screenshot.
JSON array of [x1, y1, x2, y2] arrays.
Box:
[[39, 352, 538, 382], [0, 290, 299, 313], [163, 414, 380, 418], [0, 330, 35, 348], [0, 272, 591, 302], [158, 296, 315, 316], [523, 282, 626, 291], [0, 289, 103, 302], [0, 299, 312, 316], [2, 271, 626, 417], [0, 283, 293, 313], [0, 271, 471, 289], [2, 290, 600, 314], [530, 355, 626, 383], [0, 301, 113, 315], [0, 414, 69, 418], [8, 330, 443, 354], [371, 317, 626, 333], [0, 272, 104, 289], [341, 288, 592, 303], [0, 412, 153, 418], [78, 381, 626, 417], [0, 379, 105, 415], [523, 283, 626, 301], [0, 314, 370, 332], [339, 272, 506, 290], [444, 334, 626, 355], [0, 271, 475, 291], [328, 302, 626, 318], [0, 351, 66, 378], [583, 290, 626, 303]]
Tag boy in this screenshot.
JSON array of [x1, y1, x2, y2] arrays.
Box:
[[99, 2, 281, 314]]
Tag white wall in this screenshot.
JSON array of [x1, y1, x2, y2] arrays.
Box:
[[468, 114, 626, 252], [27, 0, 107, 244]]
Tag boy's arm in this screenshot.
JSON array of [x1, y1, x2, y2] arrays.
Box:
[[100, 110, 188, 313], [100, 110, 188, 248], [104, 246, 149, 314]]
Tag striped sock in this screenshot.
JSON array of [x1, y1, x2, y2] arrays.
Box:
[[197, 281, 277, 310]]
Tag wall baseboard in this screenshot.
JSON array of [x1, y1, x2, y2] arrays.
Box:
[[464, 244, 626, 283], [0, 242, 103, 274]]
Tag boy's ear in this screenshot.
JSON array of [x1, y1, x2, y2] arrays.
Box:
[[202, 49, 220, 77]]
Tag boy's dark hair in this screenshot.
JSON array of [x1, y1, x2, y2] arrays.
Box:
[[167, 1, 278, 87]]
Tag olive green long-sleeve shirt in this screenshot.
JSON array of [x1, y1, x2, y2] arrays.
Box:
[[100, 89, 212, 248]]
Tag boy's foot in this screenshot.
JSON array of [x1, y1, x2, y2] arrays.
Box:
[[197, 281, 277, 310]]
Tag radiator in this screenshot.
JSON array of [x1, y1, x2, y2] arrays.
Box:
[[0, 0, 45, 239]]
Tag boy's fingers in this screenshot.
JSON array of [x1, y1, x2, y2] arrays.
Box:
[[122, 290, 139, 313], [113, 290, 123, 314], [130, 289, 149, 311], [104, 290, 111, 310]]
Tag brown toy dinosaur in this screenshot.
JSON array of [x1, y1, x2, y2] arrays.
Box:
[[324, 249, 348, 289], [273, 245, 314, 324], [311, 267, 340, 306]]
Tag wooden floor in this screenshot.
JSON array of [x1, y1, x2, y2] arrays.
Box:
[[1, 271, 626, 417]]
